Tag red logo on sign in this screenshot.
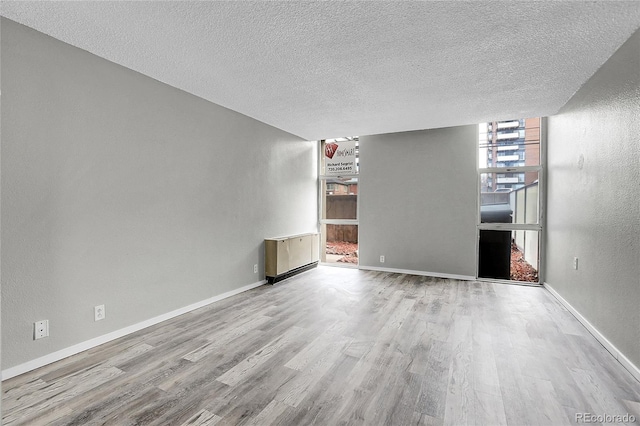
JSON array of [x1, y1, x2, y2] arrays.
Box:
[[325, 142, 339, 159]]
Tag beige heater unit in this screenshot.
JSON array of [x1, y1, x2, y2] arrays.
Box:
[[265, 233, 319, 283]]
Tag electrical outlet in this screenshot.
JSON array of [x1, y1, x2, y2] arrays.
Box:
[[94, 304, 106, 321], [573, 257, 579, 270], [254, 264, 258, 274], [380, 255, 385, 263], [34, 320, 49, 340]]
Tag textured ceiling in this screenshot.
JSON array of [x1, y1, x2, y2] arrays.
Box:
[[2, 1, 640, 140]]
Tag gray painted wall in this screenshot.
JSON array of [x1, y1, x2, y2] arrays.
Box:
[[359, 126, 477, 277], [1, 19, 317, 369], [546, 30, 640, 369]]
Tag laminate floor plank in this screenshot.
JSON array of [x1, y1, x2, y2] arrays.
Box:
[[473, 389, 508, 426], [3, 267, 639, 425], [284, 354, 360, 425], [387, 371, 424, 425], [622, 399, 640, 420], [215, 326, 307, 387], [366, 370, 422, 425], [183, 316, 272, 362], [320, 357, 376, 424], [415, 338, 451, 419], [3, 365, 124, 425], [206, 366, 299, 424], [528, 377, 574, 426], [2, 378, 48, 413], [569, 367, 636, 422], [180, 409, 222, 426], [246, 400, 290, 426], [284, 326, 350, 372], [10, 405, 73, 426], [275, 336, 351, 408], [442, 341, 474, 426]]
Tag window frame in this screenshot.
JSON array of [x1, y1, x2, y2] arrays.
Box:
[[476, 119, 546, 285], [318, 139, 360, 268]]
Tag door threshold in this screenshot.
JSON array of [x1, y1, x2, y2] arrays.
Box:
[[320, 262, 359, 269], [476, 277, 542, 287]]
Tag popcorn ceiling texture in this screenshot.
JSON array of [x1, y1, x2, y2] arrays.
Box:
[[1, 1, 640, 140]]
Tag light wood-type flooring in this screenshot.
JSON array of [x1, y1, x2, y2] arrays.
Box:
[[3, 267, 640, 425]]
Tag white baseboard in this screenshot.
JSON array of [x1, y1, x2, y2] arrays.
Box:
[[1, 279, 267, 381], [544, 282, 640, 384], [359, 265, 475, 281]]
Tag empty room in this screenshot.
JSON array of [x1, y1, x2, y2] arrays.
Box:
[[1, 1, 639, 425]]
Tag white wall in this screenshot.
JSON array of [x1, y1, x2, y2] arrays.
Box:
[[1, 19, 317, 370], [546, 29, 640, 370], [359, 126, 477, 278]]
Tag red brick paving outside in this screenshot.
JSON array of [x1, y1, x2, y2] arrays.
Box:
[[326, 241, 358, 264]]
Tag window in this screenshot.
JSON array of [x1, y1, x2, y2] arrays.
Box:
[[478, 118, 543, 283], [319, 138, 359, 266]]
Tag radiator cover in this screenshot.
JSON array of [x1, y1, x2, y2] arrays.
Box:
[[265, 233, 319, 283]]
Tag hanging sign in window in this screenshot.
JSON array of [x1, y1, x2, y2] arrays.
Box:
[[325, 140, 357, 175]]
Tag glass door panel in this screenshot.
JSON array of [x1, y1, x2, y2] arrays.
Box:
[[322, 178, 358, 220], [480, 172, 539, 224], [478, 230, 539, 282], [321, 223, 359, 265], [479, 118, 541, 168]]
